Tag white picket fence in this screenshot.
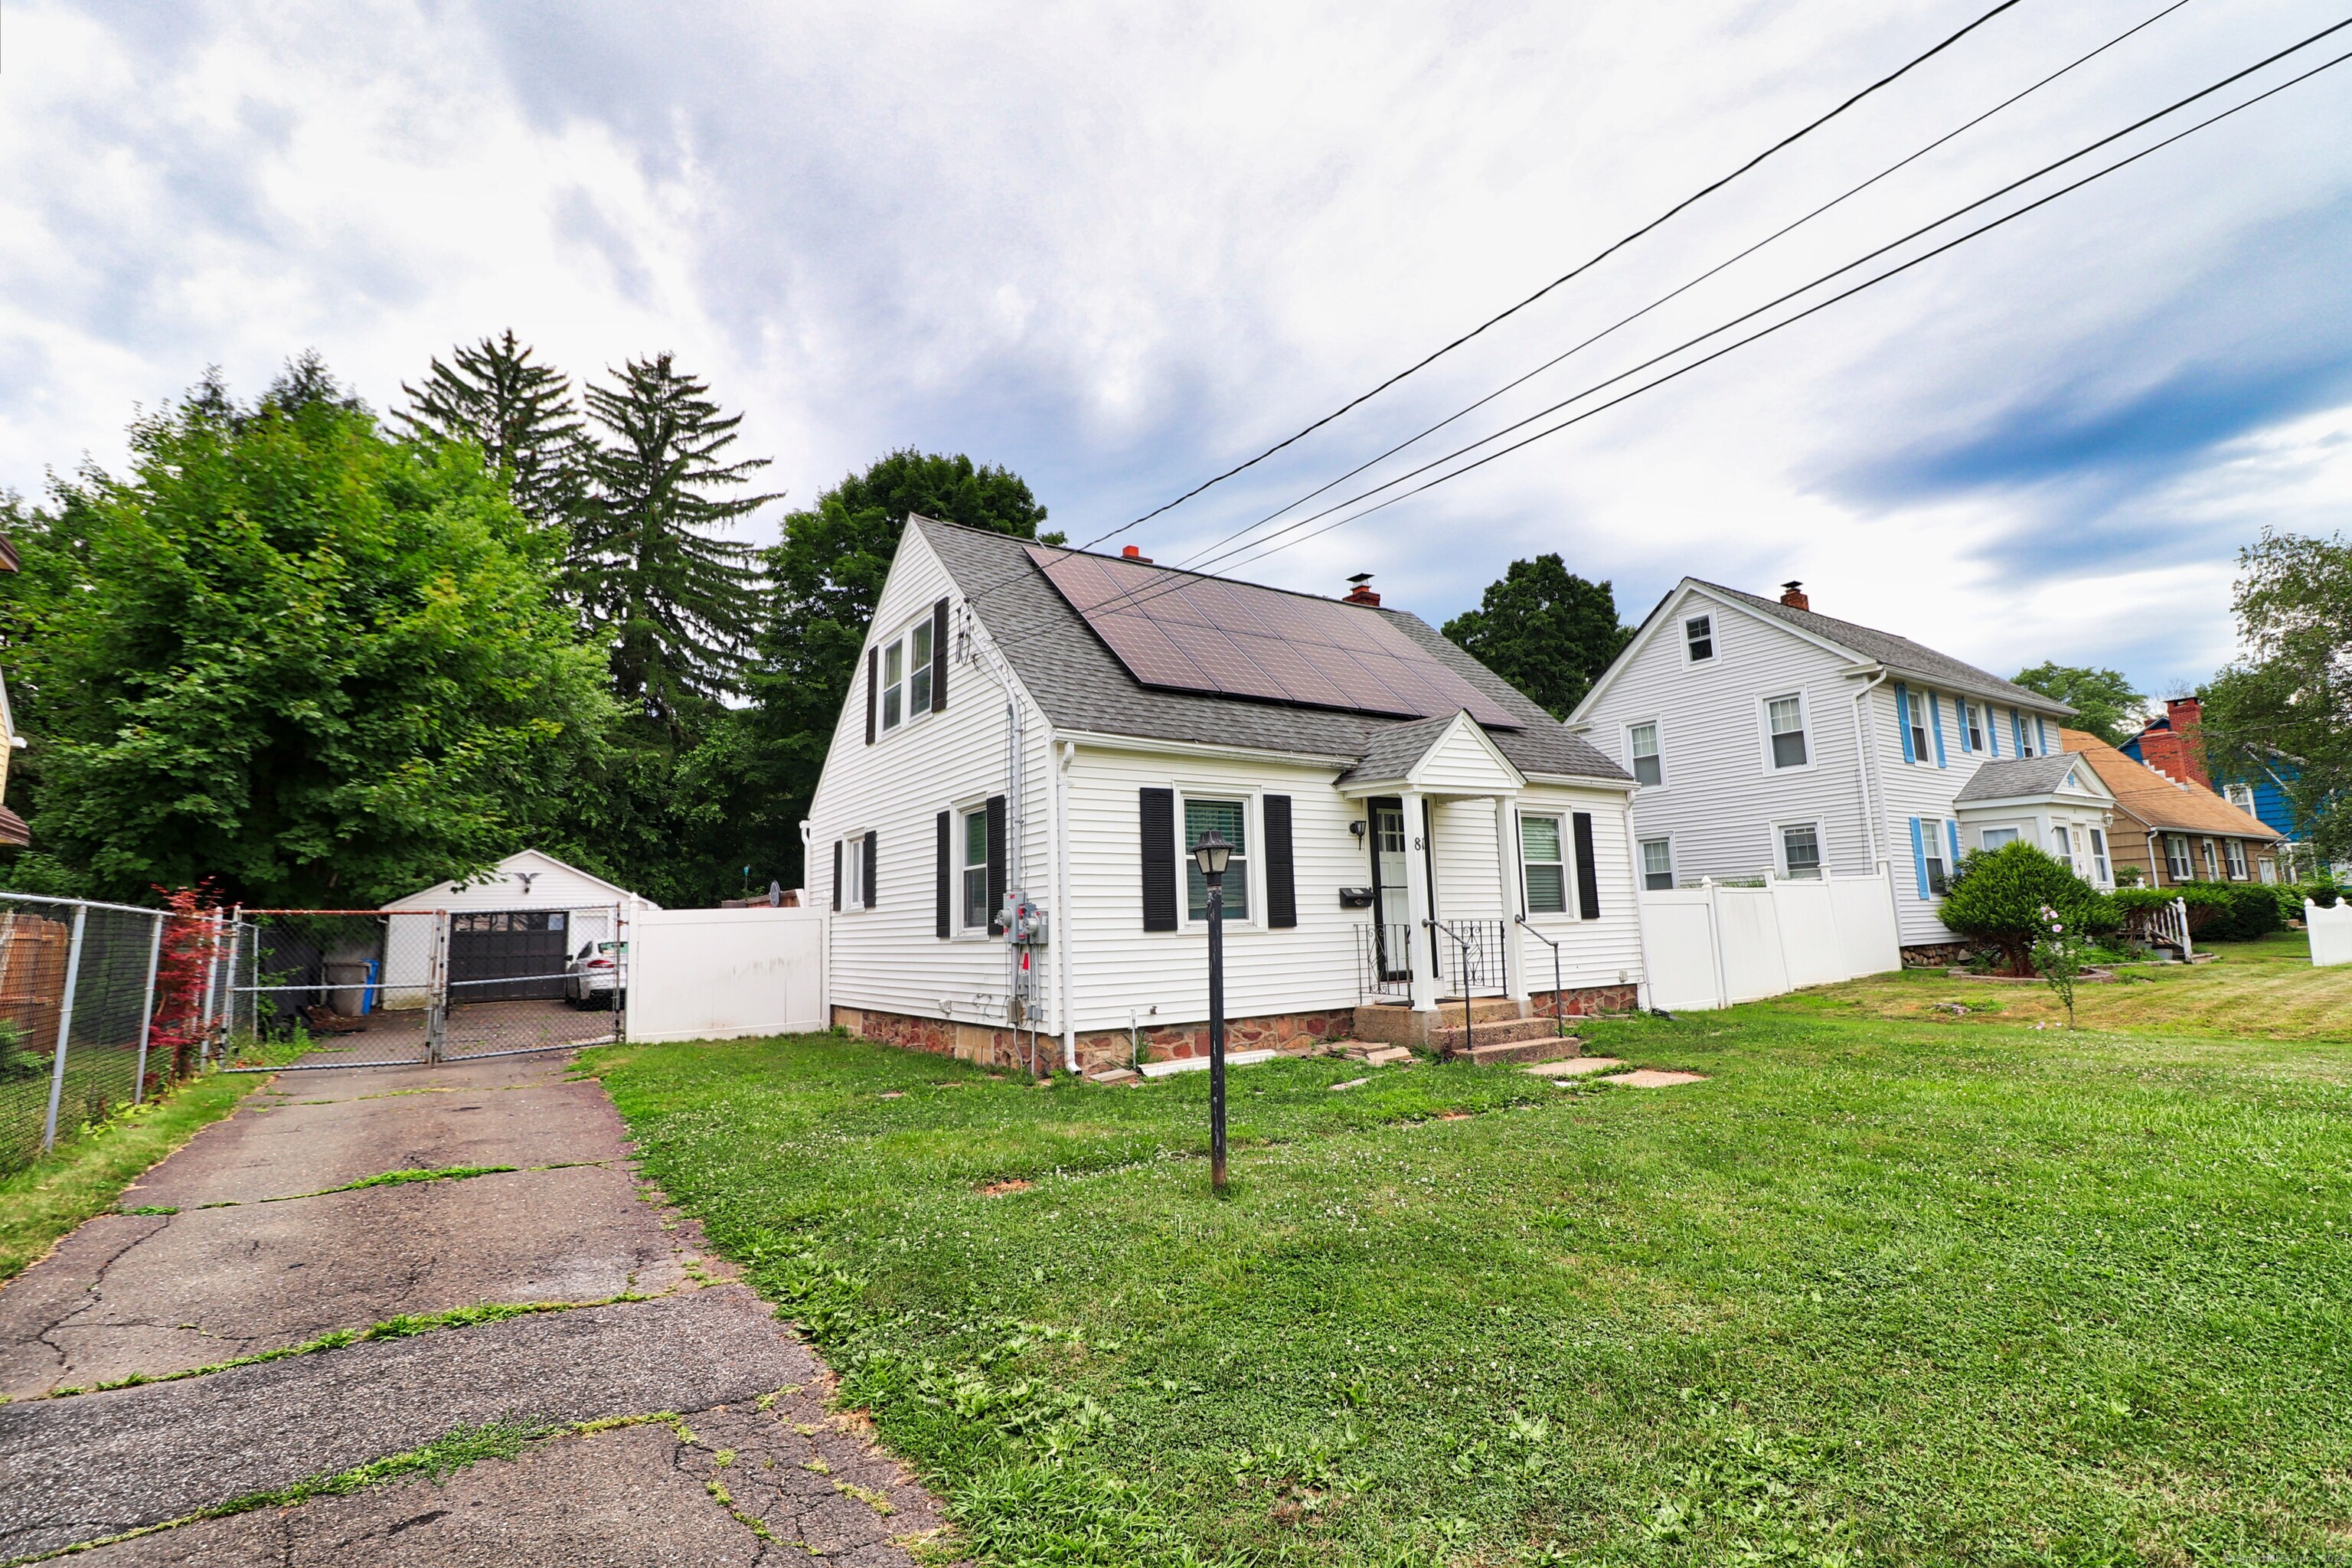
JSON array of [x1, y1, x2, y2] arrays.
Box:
[[2308, 900, 2352, 968], [628, 906, 830, 1043], [1639, 871, 1903, 1011]]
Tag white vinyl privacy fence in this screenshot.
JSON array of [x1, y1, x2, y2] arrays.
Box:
[[2308, 899, 2352, 967], [627, 906, 829, 1043], [1640, 871, 1903, 1011]]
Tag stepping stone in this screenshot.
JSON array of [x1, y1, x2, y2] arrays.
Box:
[[1329, 1077, 1370, 1092], [1524, 1057, 1622, 1077], [1364, 1046, 1414, 1067], [1086, 1069, 1138, 1086], [1598, 1070, 1708, 1088]]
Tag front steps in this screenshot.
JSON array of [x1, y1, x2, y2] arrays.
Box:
[[1352, 1000, 1583, 1063]]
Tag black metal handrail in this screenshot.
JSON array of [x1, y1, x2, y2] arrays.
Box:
[[1514, 914, 1567, 1037], [1354, 922, 1413, 1001], [1423, 918, 1501, 1050]]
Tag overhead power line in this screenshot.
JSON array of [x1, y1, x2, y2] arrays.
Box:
[[954, 0, 2034, 613], [1032, 26, 2352, 635]]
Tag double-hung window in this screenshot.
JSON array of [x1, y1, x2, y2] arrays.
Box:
[[878, 619, 935, 735], [1521, 815, 1567, 913], [2201, 839, 2219, 878], [1766, 694, 1808, 769], [2090, 827, 2111, 884], [1961, 700, 1984, 753], [1909, 691, 1935, 764], [1779, 823, 1823, 880], [1684, 614, 1714, 662], [841, 837, 867, 910], [2225, 839, 2249, 880], [2226, 782, 2256, 814], [959, 808, 990, 929], [2165, 835, 2192, 880], [1628, 721, 1662, 787], [1980, 825, 2020, 850], [1639, 837, 1674, 891], [1922, 822, 1950, 895], [2050, 824, 2074, 871], [1184, 798, 1249, 921], [880, 642, 905, 732], [2016, 710, 2039, 756]]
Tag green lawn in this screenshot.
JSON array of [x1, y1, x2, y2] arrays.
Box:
[[586, 988, 2352, 1566]]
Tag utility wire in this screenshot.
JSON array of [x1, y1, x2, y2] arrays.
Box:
[[1155, 0, 2195, 583], [1027, 25, 2352, 635], [952, 0, 2033, 611]]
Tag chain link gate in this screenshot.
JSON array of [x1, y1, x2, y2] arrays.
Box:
[[224, 905, 625, 1071]]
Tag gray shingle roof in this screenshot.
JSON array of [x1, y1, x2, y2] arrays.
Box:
[[917, 518, 1632, 786], [1953, 753, 2083, 802], [1334, 714, 1464, 787], [1695, 581, 2072, 714]]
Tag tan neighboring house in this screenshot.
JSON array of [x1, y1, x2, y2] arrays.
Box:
[[2061, 728, 2281, 885], [0, 530, 25, 847]]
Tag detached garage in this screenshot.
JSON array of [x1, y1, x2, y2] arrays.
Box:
[[378, 850, 658, 1004]]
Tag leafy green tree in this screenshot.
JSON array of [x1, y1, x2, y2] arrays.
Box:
[[572, 353, 775, 726], [736, 449, 1050, 886], [1441, 554, 1630, 719], [0, 363, 613, 906], [2010, 662, 2145, 746], [395, 331, 585, 530], [2202, 528, 2350, 860], [1939, 841, 2116, 977]]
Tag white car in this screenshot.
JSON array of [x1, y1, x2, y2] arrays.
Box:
[[565, 939, 626, 1007]]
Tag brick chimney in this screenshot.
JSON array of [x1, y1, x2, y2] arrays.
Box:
[[2135, 696, 2210, 789], [1779, 580, 1809, 611], [1120, 544, 1152, 564], [1343, 573, 1380, 606]]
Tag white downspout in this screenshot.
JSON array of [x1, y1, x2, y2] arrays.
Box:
[[1618, 791, 1650, 1011], [1054, 738, 1077, 1073], [1848, 668, 1890, 870]]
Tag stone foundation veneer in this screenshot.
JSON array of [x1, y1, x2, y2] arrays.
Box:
[[1532, 984, 1640, 1018], [1901, 942, 1975, 968], [831, 1004, 1353, 1073]]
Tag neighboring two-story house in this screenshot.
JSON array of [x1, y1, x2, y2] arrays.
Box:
[[1568, 579, 2114, 961], [802, 518, 1648, 1073], [2123, 697, 2308, 879]]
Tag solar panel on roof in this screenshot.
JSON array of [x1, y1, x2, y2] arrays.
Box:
[[1027, 546, 1521, 727]]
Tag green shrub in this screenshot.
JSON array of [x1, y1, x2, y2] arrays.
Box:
[[1939, 842, 2116, 977], [2172, 882, 2286, 942], [2291, 880, 2341, 910]]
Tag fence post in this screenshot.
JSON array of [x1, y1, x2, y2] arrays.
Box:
[[132, 913, 164, 1105], [198, 910, 220, 1056], [2175, 896, 2193, 960], [41, 903, 90, 1155]]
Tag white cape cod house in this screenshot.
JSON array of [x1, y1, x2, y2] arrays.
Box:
[[802, 518, 1645, 1073], [1569, 580, 2114, 961]]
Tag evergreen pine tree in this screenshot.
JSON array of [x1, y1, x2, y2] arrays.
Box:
[[396, 331, 585, 528], [573, 353, 776, 724]]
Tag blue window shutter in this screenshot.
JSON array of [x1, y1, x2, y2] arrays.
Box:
[[1909, 818, 1929, 899], [1952, 700, 1968, 753], [1988, 704, 2001, 756], [2011, 709, 2025, 755], [1895, 683, 1915, 763], [1927, 691, 1948, 767], [2037, 715, 2050, 754], [1946, 820, 1962, 865]]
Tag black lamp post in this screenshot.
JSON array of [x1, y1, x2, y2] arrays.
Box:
[[1191, 828, 1233, 1195]]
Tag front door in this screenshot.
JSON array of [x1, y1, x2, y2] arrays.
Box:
[[1369, 799, 1410, 982]]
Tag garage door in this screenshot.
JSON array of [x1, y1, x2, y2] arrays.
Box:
[[447, 910, 569, 1001]]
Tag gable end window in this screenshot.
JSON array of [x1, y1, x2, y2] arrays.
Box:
[[1765, 694, 1808, 769], [1627, 721, 1662, 787], [876, 615, 937, 736], [1684, 614, 1714, 662], [1521, 815, 1566, 913]]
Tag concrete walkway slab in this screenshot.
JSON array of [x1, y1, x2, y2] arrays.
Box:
[[1598, 1069, 1709, 1088], [1524, 1057, 1625, 1077]]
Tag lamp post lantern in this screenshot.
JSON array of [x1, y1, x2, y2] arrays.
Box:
[[1191, 828, 1233, 1194]]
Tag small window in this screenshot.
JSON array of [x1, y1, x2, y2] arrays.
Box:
[[1628, 722, 1662, 788], [880, 640, 905, 733], [1184, 798, 1249, 921], [1909, 691, 1935, 765], [1684, 614, 1713, 662], [2050, 824, 2073, 871], [2225, 839, 2248, 880], [1780, 823, 1822, 880], [2090, 827, 2111, 883], [842, 837, 867, 910], [1639, 837, 1674, 891], [1521, 815, 1566, 913], [2017, 710, 2038, 757], [2165, 835, 2192, 880], [909, 619, 934, 714], [959, 808, 990, 929], [2201, 839, 2218, 879], [1962, 700, 1984, 753], [1922, 823, 1949, 896], [1766, 695, 1808, 769], [1980, 826, 2020, 850], [2226, 782, 2256, 814]]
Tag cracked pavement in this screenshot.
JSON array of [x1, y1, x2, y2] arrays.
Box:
[[0, 1052, 945, 1564]]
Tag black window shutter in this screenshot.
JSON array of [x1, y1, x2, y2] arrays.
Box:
[[935, 811, 951, 939], [1264, 794, 1297, 929], [985, 794, 1008, 935], [930, 599, 949, 712], [864, 831, 879, 909], [865, 648, 878, 745], [1139, 788, 1177, 933], [1572, 812, 1601, 921], [831, 840, 842, 911]]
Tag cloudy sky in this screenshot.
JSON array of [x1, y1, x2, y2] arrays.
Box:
[[4, 0, 2349, 698]]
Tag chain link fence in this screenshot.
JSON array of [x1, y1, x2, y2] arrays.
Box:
[[0, 893, 234, 1174]]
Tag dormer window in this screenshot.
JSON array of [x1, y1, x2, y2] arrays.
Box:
[[1684, 615, 1714, 662]]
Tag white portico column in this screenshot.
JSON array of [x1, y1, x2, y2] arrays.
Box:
[[1402, 790, 1437, 1014], [1493, 795, 1529, 1006]]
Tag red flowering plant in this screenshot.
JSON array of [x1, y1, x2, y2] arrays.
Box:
[[146, 884, 229, 1089]]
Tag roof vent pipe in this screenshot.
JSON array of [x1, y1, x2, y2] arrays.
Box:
[[1779, 580, 1809, 611]]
